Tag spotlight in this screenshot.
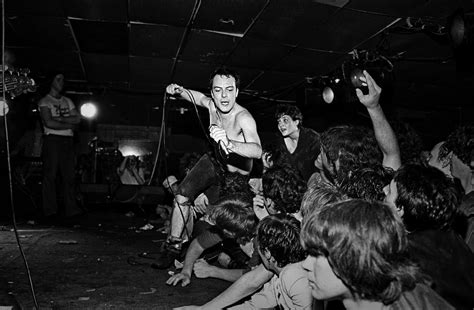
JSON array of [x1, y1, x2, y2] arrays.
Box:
[[322, 86, 335, 104], [80, 102, 98, 119], [448, 9, 474, 48]]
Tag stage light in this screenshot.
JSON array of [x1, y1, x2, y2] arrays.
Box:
[[322, 86, 335, 104], [80, 102, 97, 119], [448, 9, 474, 47]]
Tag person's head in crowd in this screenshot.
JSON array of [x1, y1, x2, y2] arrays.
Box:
[[341, 164, 393, 202], [262, 165, 307, 215], [426, 141, 452, 178], [209, 67, 240, 114], [261, 142, 283, 172], [301, 199, 420, 305], [317, 125, 382, 185], [438, 125, 474, 193], [257, 214, 306, 273], [301, 181, 348, 218], [384, 164, 458, 232], [390, 120, 424, 164], [275, 104, 303, 138], [44, 70, 66, 95], [208, 194, 257, 245]]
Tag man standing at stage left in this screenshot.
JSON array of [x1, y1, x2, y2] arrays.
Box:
[[38, 72, 82, 223]]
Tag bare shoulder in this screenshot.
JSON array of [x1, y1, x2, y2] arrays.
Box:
[[235, 106, 256, 125]]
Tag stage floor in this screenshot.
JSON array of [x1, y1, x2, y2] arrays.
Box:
[[0, 204, 229, 309]]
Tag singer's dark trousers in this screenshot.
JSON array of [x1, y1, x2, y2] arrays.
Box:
[[177, 153, 250, 205]]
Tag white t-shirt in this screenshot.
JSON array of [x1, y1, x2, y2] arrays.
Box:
[[38, 94, 75, 136]]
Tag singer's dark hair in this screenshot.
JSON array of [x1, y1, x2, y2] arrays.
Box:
[[209, 67, 240, 89]]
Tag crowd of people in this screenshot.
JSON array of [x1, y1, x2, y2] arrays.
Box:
[[4, 53, 473, 309], [156, 67, 473, 310]]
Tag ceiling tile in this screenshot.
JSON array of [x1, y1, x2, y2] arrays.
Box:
[[129, 0, 195, 26], [246, 71, 305, 92], [6, 0, 65, 17], [70, 19, 128, 55], [180, 30, 239, 64], [65, 0, 128, 22], [275, 48, 345, 75], [193, 0, 268, 35], [226, 38, 293, 70], [300, 8, 397, 52], [246, 0, 342, 45], [173, 61, 217, 90], [129, 56, 173, 87], [83, 53, 129, 82], [130, 24, 182, 58], [9, 47, 84, 81], [7, 16, 76, 50]]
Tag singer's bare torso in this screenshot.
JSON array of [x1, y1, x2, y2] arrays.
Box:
[[208, 100, 253, 175]]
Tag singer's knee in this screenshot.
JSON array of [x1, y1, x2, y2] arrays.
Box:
[[174, 194, 190, 208]]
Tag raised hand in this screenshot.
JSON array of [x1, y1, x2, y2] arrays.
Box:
[[209, 125, 229, 146], [355, 70, 382, 109], [166, 83, 184, 96]]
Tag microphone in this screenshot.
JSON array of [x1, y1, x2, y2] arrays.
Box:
[[209, 124, 229, 156]]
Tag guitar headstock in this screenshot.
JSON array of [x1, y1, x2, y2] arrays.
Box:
[[1, 68, 37, 99]]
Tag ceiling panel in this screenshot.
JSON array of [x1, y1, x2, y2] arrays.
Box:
[[129, 0, 195, 26], [65, 0, 128, 22], [173, 61, 218, 90], [300, 8, 397, 52], [129, 56, 173, 87], [7, 16, 75, 50], [130, 24, 182, 58], [6, 0, 65, 17], [246, 71, 305, 92], [410, 0, 474, 18], [275, 48, 346, 75], [226, 38, 293, 70], [246, 0, 343, 45], [83, 53, 129, 83], [9, 47, 84, 81], [346, 0, 418, 16], [193, 0, 269, 34], [180, 30, 239, 64], [70, 19, 128, 55]]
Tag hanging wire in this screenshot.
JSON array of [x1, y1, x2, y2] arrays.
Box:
[[1, 0, 39, 308]]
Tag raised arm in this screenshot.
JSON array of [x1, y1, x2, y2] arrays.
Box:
[[166, 84, 211, 109], [356, 71, 401, 170]]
